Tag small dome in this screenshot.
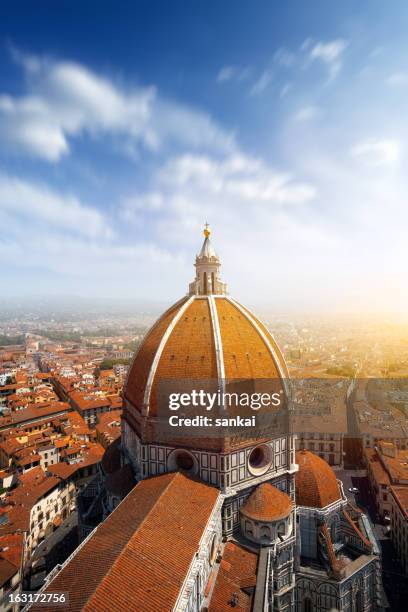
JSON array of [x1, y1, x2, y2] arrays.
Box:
[[241, 483, 292, 522], [296, 450, 341, 508]]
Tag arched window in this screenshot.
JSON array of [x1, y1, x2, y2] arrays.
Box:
[[260, 525, 270, 540], [203, 272, 208, 294], [277, 521, 286, 537], [246, 520, 253, 535], [303, 597, 312, 612], [209, 534, 218, 566], [357, 588, 364, 611]]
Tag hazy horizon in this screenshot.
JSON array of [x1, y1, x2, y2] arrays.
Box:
[[2, 293, 408, 324]]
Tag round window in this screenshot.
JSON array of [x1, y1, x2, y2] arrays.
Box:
[[168, 449, 198, 475], [176, 452, 194, 471], [248, 444, 272, 476]]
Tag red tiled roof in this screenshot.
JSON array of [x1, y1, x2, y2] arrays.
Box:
[[0, 533, 24, 572], [124, 299, 189, 411], [241, 483, 292, 522], [33, 472, 219, 612], [296, 450, 341, 508], [125, 296, 287, 418], [216, 299, 282, 380], [342, 509, 373, 550], [390, 486, 408, 519], [0, 402, 71, 430], [95, 410, 122, 435], [364, 448, 391, 486], [0, 469, 60, 536], [124, 297, 287, 454], [69, 390, 111, 412], [208, 542, 258, 612], [0, 558, 18, 586], [47, 462, 78, 480]]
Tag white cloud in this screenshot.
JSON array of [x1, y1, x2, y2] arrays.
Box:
[[156, 153, 316, 204], [120, 152, 317, 263], [6, 42, 42, 74], [301, 38, 313, 52], [0, 144, 318, 300], [120, 193, 164, 223], [308, 39, 348, 80], [0, 174, 110, 237], [0, 172, 184, 296], [293, 106, 319, 122], [386, 72, 408, 86], [152, 98, 235, 152], [350, 139, 401, 166], [284, 138, 408, 313], [0, 49, 235, 162], [217, 66, 235, 82], [280, 83, 292, 98], [250, 71, 272, 96], [216, 65, 251, 83], [273, 48, 296, 67]]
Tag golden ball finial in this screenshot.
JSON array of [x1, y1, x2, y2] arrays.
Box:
[[203, 222, 211, 238]]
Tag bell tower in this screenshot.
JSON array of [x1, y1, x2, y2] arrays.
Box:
[[189, 224, 227, 296]]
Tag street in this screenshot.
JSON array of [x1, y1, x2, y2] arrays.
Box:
[[28, 511, 79, 590]]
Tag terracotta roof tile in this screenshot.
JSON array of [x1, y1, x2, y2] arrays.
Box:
[[216, 299, 281, 380], [208, 542, 258, 612], [149, 297, 218, 414], [0, 533, 24, 578], [296, 450, 341, 509], [0, 558, 18, 586], [241, 483, 292, 522], [123, 296, 288, 453], [33, 472, 219, 612], [390, 485, 408, 519], [124, 299, 188, 411]]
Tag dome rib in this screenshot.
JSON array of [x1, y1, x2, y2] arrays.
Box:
[[123, 297, 189, 411], [295, 450, 341, 509], [228, 297, 290, 388], [124, 296, 289, 441], [241, 483, 292, 522], [143, 296, 195, 411], [208, 295, 225, 384]]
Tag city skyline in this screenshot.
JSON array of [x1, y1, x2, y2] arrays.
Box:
[[1, 1, 408, 315]]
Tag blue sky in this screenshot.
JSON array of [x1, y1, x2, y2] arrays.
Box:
[[1, 1, 408, 313]]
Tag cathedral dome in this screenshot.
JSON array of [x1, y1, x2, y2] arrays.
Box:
[[123, 225, 289, 452], [295, 450, 341, 509], [124, 295, 288, 416], [241, 483, 292, 522]]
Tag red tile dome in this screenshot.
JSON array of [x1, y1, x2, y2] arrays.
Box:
[[241, 483, 292, 522], [122, 226, 289, 453], [124, 296, 288, 416], [295, 450, 341, 508]]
